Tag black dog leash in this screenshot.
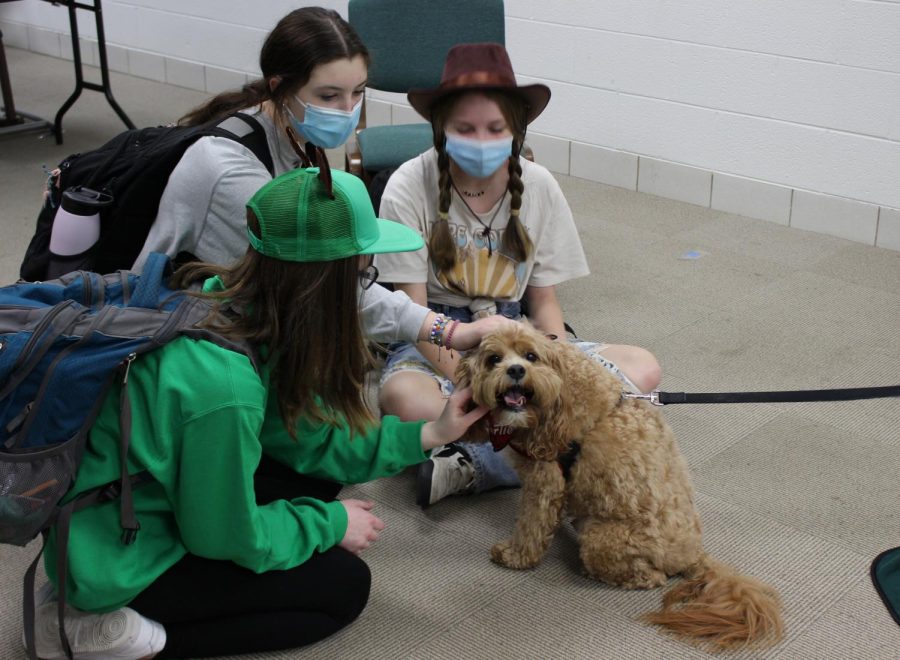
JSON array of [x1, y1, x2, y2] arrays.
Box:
[[623, 385, 900, 406]]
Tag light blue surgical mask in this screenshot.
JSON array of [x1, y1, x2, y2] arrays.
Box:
[[445, 134, 513, 179], [287, 97, 362, 149]]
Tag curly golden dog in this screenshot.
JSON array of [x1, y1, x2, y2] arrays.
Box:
[[456, 323, 784, 651]]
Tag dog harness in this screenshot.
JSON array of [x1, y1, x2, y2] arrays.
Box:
[[555, 441, 581, 480]]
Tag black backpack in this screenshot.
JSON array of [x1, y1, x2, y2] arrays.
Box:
[[19, 113, 274, 282]]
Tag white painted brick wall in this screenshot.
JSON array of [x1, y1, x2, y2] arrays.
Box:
[[3, 1, 900, 249]]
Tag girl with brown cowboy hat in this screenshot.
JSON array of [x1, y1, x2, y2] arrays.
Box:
[[375, 42, 663, 508]]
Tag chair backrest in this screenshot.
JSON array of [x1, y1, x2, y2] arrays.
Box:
[[349, 0, 505, 93]]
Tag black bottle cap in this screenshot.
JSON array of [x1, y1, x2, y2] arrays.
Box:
[[60, 186, 114, 215]]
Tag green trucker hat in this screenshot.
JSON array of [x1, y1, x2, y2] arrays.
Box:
[[246, 168, 424, 261]]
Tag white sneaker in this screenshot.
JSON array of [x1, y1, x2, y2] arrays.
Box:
[[29, 602, 166, 660], [417, 444, 475, 509]]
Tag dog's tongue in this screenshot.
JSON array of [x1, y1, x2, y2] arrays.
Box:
[[486, 413, 514, 451], [504, 391, 526, 408]]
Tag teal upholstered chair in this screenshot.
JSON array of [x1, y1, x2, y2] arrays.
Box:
[[346, 0, 506, 183]]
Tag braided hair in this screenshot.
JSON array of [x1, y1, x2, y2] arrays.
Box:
[[428, 90, 533, 277]]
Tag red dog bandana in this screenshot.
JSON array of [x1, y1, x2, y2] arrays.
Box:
[[486, 412, 515, 451]]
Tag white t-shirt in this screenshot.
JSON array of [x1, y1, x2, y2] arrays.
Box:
[[377, 148, 589, 309], [134, 107, 428, 344]]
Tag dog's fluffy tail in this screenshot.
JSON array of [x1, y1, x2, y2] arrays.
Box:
[[642, 554, 784, 652]]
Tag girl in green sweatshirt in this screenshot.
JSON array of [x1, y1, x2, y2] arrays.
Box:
[[36, 167, 488, 659]]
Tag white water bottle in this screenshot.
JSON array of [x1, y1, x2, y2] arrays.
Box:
[[46, 186, 113, 278]]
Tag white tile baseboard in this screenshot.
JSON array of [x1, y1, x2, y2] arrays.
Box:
[[638, 157, 711, 207], [712, 173, 792, 226], [567, 149, 893, 252], [875, 207, 900, 251], [791, 190, 878, 245], [0, 21, 29, 50], [525, 132, 570, 175], [570, 142, 637, 190]]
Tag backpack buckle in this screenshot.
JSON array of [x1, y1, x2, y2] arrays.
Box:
[[121, 521, 140, 545], [99, 480, 122, 502]]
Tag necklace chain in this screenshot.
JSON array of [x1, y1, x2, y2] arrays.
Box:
[[451, 180, 507, 258]]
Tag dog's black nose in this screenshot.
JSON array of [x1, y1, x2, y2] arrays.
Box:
[[506, 364, 526, 380]]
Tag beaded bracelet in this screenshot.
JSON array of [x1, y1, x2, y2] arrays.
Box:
[[444, 320, 460, 349], [428, 314, 451, 347]]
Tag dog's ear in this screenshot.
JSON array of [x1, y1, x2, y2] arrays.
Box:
[[454, 349, 490, 442], [523, 338, 581, 459], [527, 395, 576, 460], [455, 350, 474, 389], [539, 333, 563, 366]]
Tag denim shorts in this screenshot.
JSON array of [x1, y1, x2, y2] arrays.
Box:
[[379, 302, 638, 394]]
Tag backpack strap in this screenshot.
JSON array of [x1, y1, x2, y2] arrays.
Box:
[[130, 252, 171, 309], [115, 354, 141, 543], [22, 539, 46, 660], [214, 112, 275, 176], [20, 498, 79, 659]]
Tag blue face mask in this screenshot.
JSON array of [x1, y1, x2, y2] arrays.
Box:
[[288, 97, 362, 149], [445, 134, 513, 179]]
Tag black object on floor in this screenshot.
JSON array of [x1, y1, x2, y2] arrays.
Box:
[[871, 546, 900, 627], [0, 16, 53, 138]]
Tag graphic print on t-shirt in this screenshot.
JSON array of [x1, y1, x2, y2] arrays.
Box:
[[434, 222, 524, 298]]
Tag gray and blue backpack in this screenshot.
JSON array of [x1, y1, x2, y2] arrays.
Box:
[[0, 252, 253, 658]]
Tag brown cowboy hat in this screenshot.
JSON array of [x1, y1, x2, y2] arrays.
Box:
[[407, 42, 551, 124]]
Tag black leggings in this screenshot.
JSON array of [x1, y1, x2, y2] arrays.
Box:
[[128, 456, 369, 658]]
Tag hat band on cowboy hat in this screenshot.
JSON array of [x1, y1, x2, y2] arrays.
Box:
[[407, 42, 550, 124], [446, 70, 517, 89]]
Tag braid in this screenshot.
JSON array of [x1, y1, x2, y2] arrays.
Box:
[[429, 139, 457, 274], [313, 146, 334, 198], [502, 138, 532, 262]]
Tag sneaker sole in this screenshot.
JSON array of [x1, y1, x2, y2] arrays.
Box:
[[33, 605, 166, 660], [416, 459, 435, 510]]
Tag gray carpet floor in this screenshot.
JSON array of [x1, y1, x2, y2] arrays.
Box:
[[2, 47, 900, 659]]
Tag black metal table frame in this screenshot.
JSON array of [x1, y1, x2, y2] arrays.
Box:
[[40, 0, 134, 143], [2, 26, 55, 136], [0, 0, 54, 137]]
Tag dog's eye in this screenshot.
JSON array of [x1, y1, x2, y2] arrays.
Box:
[[525, 352, 538, 362], [487, 354, 502, 366]]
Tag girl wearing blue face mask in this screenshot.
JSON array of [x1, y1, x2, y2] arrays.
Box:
[[139, 8, 383, 304], [134, 6, 369, 273], [376, 43, 663, 508], [286, 94, 363, 150]]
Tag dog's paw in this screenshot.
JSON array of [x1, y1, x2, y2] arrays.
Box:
[[490, 540, 540, 569]]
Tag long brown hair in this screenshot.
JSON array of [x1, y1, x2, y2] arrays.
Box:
[[428, 90, 533, 278], [171, 211, 376, 438], [179, 7, 370, 127]]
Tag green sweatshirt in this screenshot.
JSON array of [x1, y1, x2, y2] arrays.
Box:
[[45, 335, 426, 612]]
